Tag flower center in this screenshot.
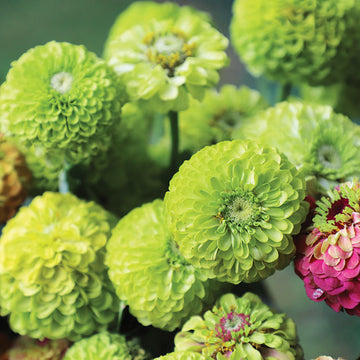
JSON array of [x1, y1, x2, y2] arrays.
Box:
[[317, 144, 342, 170], [210, 110, 241, 140], [50, 72, 73, 94], [313, 183, 360, 234], [143, 28, 196, 76], [215, 311, 251, 342], [217, 189, 265, 233]]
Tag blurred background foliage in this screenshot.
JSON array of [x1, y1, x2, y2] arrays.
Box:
[[0, 0, 359, 358]]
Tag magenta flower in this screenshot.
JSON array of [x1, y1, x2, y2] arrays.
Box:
[[295, 181, 360, 316]]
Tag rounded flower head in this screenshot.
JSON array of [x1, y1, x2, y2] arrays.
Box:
[[233, 101, 360, 196], [179, 85, 269, 154], [230, 0, 360, 85], [0, 135, 32, 223], [104, 2, 229, 113], [4, 336, 70, 360], [63, 331, 148, 360], [0, 192, 119, 340], [106, 199, 227, 331], [0, 41, 125, 164], [164, 140, 308, 284], [174, 292, 303, 360], [295, 181, 360, 316]]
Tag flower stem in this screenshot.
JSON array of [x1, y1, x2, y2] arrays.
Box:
[[58, 161, 71, 194], [169, 110, 179, 176], [280, 82, 292, 102], [115, 300, 126, 333]]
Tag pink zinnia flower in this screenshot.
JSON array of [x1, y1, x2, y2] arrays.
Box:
[[295, 182, 360, 316]]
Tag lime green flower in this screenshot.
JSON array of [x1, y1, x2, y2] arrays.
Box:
[[164, 140, 308, 284], [106, 199, 227, 331], [154, 352, 206, 360], [104, 2, 228, 113], [179, 85, 269, 154], [103, 1, 211, 59], [175, 292, 303, 360], [0, 192, 119, 340], [63, 332, 148, 360], [0, 41, 125, 164], [233, 101, 360, 195], [148, 85, 268, 167], [230, 0, 360, 85], [4, 336, 70, 360]]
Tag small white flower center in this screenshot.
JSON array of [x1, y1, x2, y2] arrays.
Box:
[[317, 144, 341, 170], [50, 72, 73, 94], [154, 35, 184, 55]]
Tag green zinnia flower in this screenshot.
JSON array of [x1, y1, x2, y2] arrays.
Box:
[[103, 1, 211, 59], [104, 2, 228, 113], [179, 85, 269, 154], [154, 352, 206, 360], [174, 292, 303, 360], [164, 140, 308, 284], [233, 101, 360, 196], [230, 0, 360, 85], [0, 41, 125, 164], [0, 192, 119, 340], [63, 331, 148, 360], [106, 199, 227, 331], [148, 85, 268, 168]]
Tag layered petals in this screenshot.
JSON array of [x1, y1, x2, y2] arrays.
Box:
[[165, 140, 308, 284], [0, 192, 119, 340]]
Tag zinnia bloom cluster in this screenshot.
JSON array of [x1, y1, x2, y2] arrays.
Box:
[[0, 41, 125, 164], [106, 199, 226, 331], [165, 140, 308, 284], [295, 181, 360, 316], [0, 192, 119, 340], [174, 292, 303, 359], [230, 0, 360, 85], [104, 1, 229, 113]]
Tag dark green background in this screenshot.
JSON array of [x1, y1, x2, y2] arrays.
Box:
[[0, 0, 359, 358]]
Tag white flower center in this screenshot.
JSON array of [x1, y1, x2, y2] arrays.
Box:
[[317, 144, 341, 170], [154, 34, 184, 55], [50, 72, 73, 94]]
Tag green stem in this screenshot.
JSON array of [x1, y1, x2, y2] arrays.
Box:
[[169, 110, 179, 176], [280, 82, 292, 102], [115, 300, 126, 333], [58, 161, 71, 194]]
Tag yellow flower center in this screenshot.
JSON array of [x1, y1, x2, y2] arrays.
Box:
[[143, 28, 196, 76]]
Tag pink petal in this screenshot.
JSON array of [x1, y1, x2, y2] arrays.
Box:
[[338, 235, 353, 252], [309, 259, 325, 274], [338, 293, 359, 309], [346, 252, 359, 269], [328, 245, 346, 259], [324, 252, 340, 266], [334, 258, 346, 271]]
